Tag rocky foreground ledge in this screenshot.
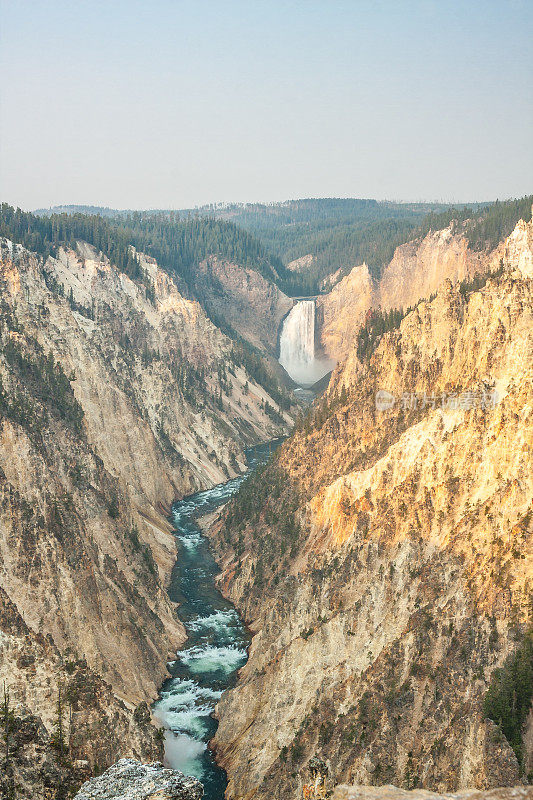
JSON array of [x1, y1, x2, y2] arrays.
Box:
[[73, 759, 203, 800], [333, 786, 533, 800]]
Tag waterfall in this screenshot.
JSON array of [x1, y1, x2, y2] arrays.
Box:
[[279, 300, 335, 386]]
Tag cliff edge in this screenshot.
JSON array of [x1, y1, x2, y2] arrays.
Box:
[[73, 759, 203, 800]]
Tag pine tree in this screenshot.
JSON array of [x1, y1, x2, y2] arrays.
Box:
[[2, 682, 11, 767], [51, 679, 66, 758], [404, 751, 415, 789]]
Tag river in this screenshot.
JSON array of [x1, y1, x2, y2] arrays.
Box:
[[152, 439, 282, 799]]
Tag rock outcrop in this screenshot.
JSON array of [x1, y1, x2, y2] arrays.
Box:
[[287, 254, 315, 274], [208, 214, 533, 799], [333, 786, 533, 800], [73, 759, 203, 800]]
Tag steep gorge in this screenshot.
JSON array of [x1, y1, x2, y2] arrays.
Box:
[[1, 203, 532, 800], [208, 214, 533, 798], [0, 236, 294, 796]]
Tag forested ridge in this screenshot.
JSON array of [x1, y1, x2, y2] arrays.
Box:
[[153, 198, 454, 293], [0, 204, 287, 289], [4, 196, 532, 298], [235, 196, 532, 291], [415, 195, 533, 250], [182, 195, 531, 292]]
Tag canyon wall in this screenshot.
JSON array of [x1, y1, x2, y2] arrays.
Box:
[[378, 227, 495, 313], [316, 264, 375, 362], [317, 226, 503, 362], [209, 215, 533, 799], [0, 238, 292, 794], [190, 255, 293, 353]]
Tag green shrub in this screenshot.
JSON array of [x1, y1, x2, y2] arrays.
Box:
[[107, 492, 119, 519], [484, 630, 533, 767]]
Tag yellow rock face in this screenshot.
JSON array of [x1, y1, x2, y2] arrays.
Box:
[[317, 224, 506, 363], [317, 264, 375, 361], [209, 215, 533, 800]]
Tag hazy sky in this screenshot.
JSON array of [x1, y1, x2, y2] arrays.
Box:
[[1, 0, 531, 210]]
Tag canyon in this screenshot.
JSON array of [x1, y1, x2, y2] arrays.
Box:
[[0, 200, 531, 800], [2, 3, 531, 799], [0, 235, 293, 797]]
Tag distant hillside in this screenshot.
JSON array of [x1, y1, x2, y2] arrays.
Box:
[[34, 200, 445, 293], [177, 198, 478, 291], [190, 197, 533, 293], [34, 204, 126, 217], [35, 198, 446, 222]]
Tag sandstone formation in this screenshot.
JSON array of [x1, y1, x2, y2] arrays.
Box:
[[209, 214, 533, 799], [73, 759, 203, 800]]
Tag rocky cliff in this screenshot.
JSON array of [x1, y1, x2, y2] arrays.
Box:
[[0, 587, 164, 799], [317, 225, 504, 362], [208, 214, 533, 799], [190, 255, 293, 354], [0, 237, 293, 796], [316, 264, 375, 361], [377, 227, 495, 313]]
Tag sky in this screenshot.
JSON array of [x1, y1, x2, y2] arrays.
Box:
[[1, 0, 532, 210]]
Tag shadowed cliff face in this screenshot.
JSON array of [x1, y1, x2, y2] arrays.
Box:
[[207, 215, 533, 799], [190, 255, 293, 354], [0, 238, 293, 795]]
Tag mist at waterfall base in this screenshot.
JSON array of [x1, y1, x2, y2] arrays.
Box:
[[152, 441, 281, 800], [279, 300, 335, 386]]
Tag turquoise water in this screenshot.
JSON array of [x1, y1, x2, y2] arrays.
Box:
[[153, 440, 280, 799]]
